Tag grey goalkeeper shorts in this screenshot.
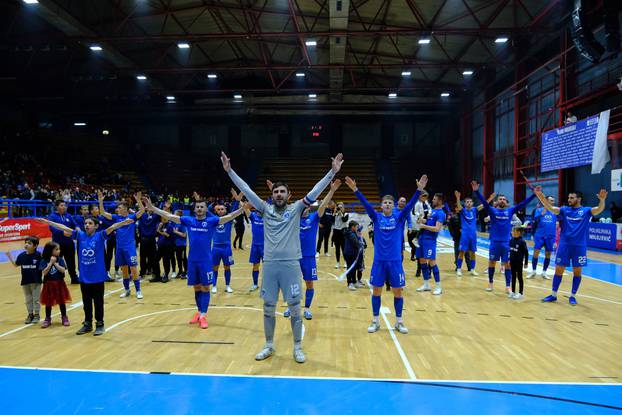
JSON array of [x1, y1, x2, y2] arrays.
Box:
[[261, 260, 303, 304]]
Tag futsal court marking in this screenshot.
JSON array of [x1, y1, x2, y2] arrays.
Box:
[[0, 287, 125, 338]]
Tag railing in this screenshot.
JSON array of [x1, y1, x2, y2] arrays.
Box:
[[0, 199, 120, 219]]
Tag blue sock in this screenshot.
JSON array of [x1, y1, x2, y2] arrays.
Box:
[[371, 295, 381, 317], [456, 259, 463, 270], [488, 267, 495, 283], [123, 278, 130, 290], [133, 279, 140, 291], [432, 265, 440, 283], [305, 289, 314, 308], [199, 291, 211, 313], [213, 270, 218, 286], [552, 274, 563, 294], [421, 263, 430, 281], [194, 291, 200, 310], [224, 269, 231, 285], [504, 268, 512, 287], [394, 297, 404, 318], [571, 276, 582, 295], [252, 270, 259, 285], [470, 260, 476, 270], [543, 257, 551, 272], [532, 256, 538, 271]]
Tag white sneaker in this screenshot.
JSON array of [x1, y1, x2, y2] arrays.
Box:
[[536, 269, 543, 276], [108, 272, 114, 279], [335, 263, 340, 269], [348, 283, 356, 291], [394, 322, 408, 334], [414, 240, 420, 248], [433, 287, 442, 295], [120, 290, 131, 298], [325, 253, 331, 257], [293, 348, 306, 364], [485, 284, 493, 292], [255, 346, 275, 361], [367, 320, 380, 333], [343, 263, 347, 269], [542, 274, 551, 280], [211, 286, 217, 294], [416, 284, 431, 292], [315, 252, 320, 258], [456, 269, 463, 277], [513, 293, 524, 300], [470, 269, 479, 276], [115, 270, 121, 277], [171, 271, 177, 279], [249, 284, 258, 292], [507, 291, 514, 299], [225, 286, 233, 293], [136, 290, 143, 299], [354, 281, 365, 288], [526, 271, 536, 279]]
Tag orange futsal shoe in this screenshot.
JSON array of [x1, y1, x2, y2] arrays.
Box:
[[199, 316, 209, 329], [189, 312, 201, 324]]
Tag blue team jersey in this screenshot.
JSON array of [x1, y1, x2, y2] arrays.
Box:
[[73, 229, 109, 284], [393, 206, 413, 230], [48, 212, 76, 244], [534, 208, 557, 238], [174, 224, 187, 247], [477, 191, 535, 243], [420, 208, 446, 240], [460, 207, 478, 234], [97, 214, 113, 230], [558, 206, 593, 246], [157, 222, 175, 246], [111, 213, 137, 248], [300, 212, 320, 257], [356, 190, 420, 261], [213, 221, 233, 246], [73, 215, 86, 231], [250, 211, 264, 246], [180, 216, 220, 262], [138, 213, 159, 238]]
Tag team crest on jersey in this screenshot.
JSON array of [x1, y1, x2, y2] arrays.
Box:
[[577, 209, 584, 216], [201, 222, 207, 227], [283, 212, 291, 219], [217, 224, 225, 231]]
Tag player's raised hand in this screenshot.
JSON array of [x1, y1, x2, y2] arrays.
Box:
[[454, 190, 461, 201], [97, 190, 104, 201], [231, 188, 244, 202], [534, 186, 542, 194], [597, 189, 608, 200], [345, 176, 357, 192], [331, 153, 344, 174], [134, 191, 142, 203], [470, 181, 479, 192], [220, 151, 231, 172], [35, 218, 49, 225], [242, 201, 254, 211], [266, 179, 274, 191], [141, 197, 153, 210], [330, 179, 342, 192], [416, 174, 428, 190]]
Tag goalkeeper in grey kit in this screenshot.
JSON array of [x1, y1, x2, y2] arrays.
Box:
[[221, 151, 344, 364]]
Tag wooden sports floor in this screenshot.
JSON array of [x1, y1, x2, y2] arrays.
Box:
[[1, 235, 621, 384]]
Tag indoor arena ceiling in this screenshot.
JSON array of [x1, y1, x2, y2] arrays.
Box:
[[1, 0, 568, 109]]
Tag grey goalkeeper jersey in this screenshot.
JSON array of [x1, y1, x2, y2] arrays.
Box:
[[227, 168, 335, 262]]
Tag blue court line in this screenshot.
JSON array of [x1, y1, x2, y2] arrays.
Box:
[[0, 367, 620, 414]]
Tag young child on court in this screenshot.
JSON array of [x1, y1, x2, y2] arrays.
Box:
[[39, 241, 72, 328], [509, 226, 529, 300], [6, 236, 42, 324], [356, 223, 367, 286], [343, 220, 362, 290]]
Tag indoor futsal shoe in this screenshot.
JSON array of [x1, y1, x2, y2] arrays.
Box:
[[367, 320, 380, 333], [303, 310, 313, 320], [432, 287, 442, 295], [189, 312, 201, 324], [120, 290, 131, 298], [394, 322, 408, 334], [485, 284, 493, 292], [569, 296, 578, 306], [283, 309, 291, 318], [199, 316, 209, 329], [249, 284, 258, 292], [255, 346, 275, 361], [225, 286, 233, 293], [416, 284, 431, 292], [293, 348, 306, 364], [136, 291, 144, 299], [456, 269, 462, 276], [542, 295, 557, 303], [470, 269, 479, 276]]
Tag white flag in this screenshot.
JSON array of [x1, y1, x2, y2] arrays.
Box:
[[592, 109, 611, 174]]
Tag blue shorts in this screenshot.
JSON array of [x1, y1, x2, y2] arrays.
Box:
[[299, 257, 318, 281], [534, 235, 555, 252], [187, 261, 214, 286], [555, 243, 587, 267], [370, 260, 405, 288], [249, 244, 264, 264], [489, 241, 510, 262], [212, 245, 234, 267], [459, 233, 477, 252], [416, 239, 437, 260], [115, 246, 138, 267]]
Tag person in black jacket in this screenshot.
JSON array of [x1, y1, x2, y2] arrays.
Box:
[[509, 227, 529, 300], [343, 220, 362, 290], [447, 205, 472, 273], [316, 203, 334, 256]]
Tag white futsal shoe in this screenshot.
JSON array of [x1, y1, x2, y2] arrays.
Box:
[[119, 290, 131, 298], [526, 270, 536, 279], [367, 320, 381, 333], [225, 286, 233, 293], [432, 287, 442, 295], [470, 269, 479, 276], [255, 346, 275, 361], [293, 348, 306, 364], [456, 269, 463, 277], [394, 322, 409, 334], [211, 286, 217, 294], [416, 284, 431, 292], [136, 291, 144, 299]]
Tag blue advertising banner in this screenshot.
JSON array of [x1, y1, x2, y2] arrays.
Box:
[[587, 222, 617, 250], [540, 115, 599, 173]]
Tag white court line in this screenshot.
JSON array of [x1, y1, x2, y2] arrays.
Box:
[[379, 306, 417, 380], [0, 287, 125, 338], [1, 365, 620, 386]]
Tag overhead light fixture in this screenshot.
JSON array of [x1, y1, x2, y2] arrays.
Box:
[[166, 96, 175, 101], [462, 70, 474, 76], [401, 71, 412, 76], [308, 93, 317, 99], [440, 92, 450, 97], [388, 93, 397, 98], [296, 72, 305, 77], [177, 42, 190, 49], [74, 122, 86, 126], [305, 40, 317, 46], [23, 0, 38, 4], [89, 45, 103, 51], [495, 37, 509, 43], [102, 130, 110, 135], [233, 94, 243, 100], [207, 73, 218, 79], [136, 75, 147, 80], [418, 38, 431, 45]]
